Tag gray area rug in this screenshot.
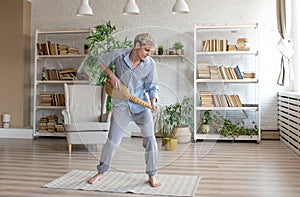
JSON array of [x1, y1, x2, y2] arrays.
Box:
[[44, 169, 200, 196]]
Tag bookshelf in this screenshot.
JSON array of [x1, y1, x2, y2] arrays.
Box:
[[193, 23, 260, 142], [33, 28, 91, 137]]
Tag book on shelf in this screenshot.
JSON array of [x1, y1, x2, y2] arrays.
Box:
[[197, 62, 221, 79], [233, 94, 243, 107], [212, 95, 220, 107], [197, 62, 210, 79], [218, 65, 244, 80], [38, 115, 64, 133], [219, 94, 229, 107], [39, 92, 65, 106], [228, 44, 237, 51], [234, 66, 243, 79], [200, 39, 228, 52], [37, 43, 50, 55], [49, 42, 58, 55], [199, 91, 214, 107], [242, 72, 256, 79], [59, 67, 77, 80], [211, 94, 243, 107], [236, 37, 250, 51], [209, 65, 219, 79], [37, 42, 81, 56], [42, 68, 78, 81], [40, 92, 53, 106]]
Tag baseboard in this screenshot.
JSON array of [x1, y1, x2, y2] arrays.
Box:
[[133, 130, 280, 140], [131, 131, 142, 137], [0, 128, 33, 139]]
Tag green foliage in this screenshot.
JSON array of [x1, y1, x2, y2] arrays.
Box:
[[83, 21, 133, 111], [201, 110, 212, 124], [158, 45, 164, 49], [155, 96, 193, 138], [173, 41, 184, 50], [84, 21, 133, 86], [208, 111, 258, 140]]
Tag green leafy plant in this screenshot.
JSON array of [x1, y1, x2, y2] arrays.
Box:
[[155, 96, 193, 139], [84, 21, 133, 86], [83, 21, 133, 110], [209, 111, 258, 140], [201, 110, 213, 124], [173, 41, 184, 50]]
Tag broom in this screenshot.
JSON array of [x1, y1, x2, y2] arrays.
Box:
[[105, 78, 152, 109]]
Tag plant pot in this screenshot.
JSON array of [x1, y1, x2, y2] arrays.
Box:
[[201, 124, 211, 133], [172, 127, 191, 143], [162, 138, 178, 151], [158, 48, 164, 55], [176, 49, 183, 55]]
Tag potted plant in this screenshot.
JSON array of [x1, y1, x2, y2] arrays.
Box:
[[83, 21, 133, 111], [173, 41, 184, 55], [158, 45, 164, 55], [201, 110, 212, 133], [154, 105, 178, 151], [155, 96, 193, 147]]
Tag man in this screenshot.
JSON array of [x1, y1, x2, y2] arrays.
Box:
[[88, 33, 160, 187]]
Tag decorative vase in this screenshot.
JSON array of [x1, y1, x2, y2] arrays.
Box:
[[172, 127, 191, 143]]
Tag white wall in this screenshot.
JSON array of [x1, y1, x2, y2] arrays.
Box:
[[30, 0, 288, 131]]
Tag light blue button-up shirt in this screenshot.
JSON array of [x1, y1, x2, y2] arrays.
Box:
[[98, 48, 159, 113]]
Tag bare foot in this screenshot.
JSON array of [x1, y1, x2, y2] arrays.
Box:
[[148, 175, 161, 187], [87, 173, 103, 184]]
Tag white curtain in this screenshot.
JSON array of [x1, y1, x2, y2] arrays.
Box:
[[276, 0, 294, 86]]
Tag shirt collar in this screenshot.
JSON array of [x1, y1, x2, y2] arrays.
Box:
[[123, 49, 150, 69]]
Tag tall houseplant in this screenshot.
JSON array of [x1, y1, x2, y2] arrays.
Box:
[[83, 21, 133, 110]]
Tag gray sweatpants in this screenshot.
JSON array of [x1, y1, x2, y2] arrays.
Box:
[[97, 107, 158, 176]]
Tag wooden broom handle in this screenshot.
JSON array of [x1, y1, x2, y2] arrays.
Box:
[[106, 78, 152, 109], [129, 95, 152, 109]]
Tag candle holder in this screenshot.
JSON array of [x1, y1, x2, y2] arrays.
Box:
[[2, 114, 11, 128]]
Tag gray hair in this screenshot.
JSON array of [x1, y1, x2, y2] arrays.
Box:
[[134, 33, 156, 48]]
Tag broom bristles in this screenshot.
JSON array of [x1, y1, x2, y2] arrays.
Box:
[[105, 78, 152, 109]]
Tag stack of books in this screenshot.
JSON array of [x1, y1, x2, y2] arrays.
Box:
[[40, 92, 53, 106], [38, 115, 64, 133], [209, 65, 219, 79], [236, 37, 250, 51], [199, 91, 214, 107], [197, 62, 210, 79]]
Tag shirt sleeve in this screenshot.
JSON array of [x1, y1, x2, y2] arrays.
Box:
[[97, 49, 123, 71], [145, 59, 159, 102]]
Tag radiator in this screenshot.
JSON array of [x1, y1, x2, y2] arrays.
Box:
[[278, 92, 300, 156]]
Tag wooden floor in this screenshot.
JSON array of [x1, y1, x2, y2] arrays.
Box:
[[1, 137, 300, 197]]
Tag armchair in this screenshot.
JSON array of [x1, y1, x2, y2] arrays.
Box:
[[62, 83, 111, 154]]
